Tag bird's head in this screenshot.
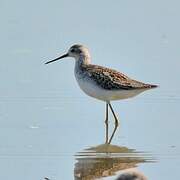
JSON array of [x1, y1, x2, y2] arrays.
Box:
[[45, 44, 91, 64]]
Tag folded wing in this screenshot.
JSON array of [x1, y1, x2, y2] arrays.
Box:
[[84, 64, 157, 90]]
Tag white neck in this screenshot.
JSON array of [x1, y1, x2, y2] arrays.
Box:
[[75, 54, 91, 67]]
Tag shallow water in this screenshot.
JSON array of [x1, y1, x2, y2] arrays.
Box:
[[1, 0, 180, 179], [0, 88, 180, 180], [0, 76, 179, 180]]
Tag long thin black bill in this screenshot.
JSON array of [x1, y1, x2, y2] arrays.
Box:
[[45, 53, 68, 64]]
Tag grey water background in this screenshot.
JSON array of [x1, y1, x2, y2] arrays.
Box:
[[0, 0, 180, 179]]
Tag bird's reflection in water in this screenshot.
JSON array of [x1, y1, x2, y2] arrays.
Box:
[[74, 144, 152, 180], [74, 124, 153, 179]]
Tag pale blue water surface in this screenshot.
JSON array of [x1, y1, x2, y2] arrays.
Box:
[[0, 0, 180, 179]]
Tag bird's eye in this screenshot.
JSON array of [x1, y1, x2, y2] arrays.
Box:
[[71, 49, 75, 53]]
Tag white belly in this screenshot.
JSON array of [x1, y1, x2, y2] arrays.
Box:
[[75, 74, 147, 102]]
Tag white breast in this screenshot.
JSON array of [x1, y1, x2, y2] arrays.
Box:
[[74, 71, 146, 102], [74, 71, 104, 100]]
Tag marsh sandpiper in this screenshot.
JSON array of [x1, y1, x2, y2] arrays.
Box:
[[45, 44, 157, 142]]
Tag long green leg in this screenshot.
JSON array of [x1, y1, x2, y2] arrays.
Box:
[[105, 103, 109, 144], [108, 102, 119, 144]]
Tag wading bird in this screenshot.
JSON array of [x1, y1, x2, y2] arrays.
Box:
[[45, 44, 157, 143]]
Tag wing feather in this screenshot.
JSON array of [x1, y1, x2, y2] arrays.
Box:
[[83, 64, 155, 90]]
